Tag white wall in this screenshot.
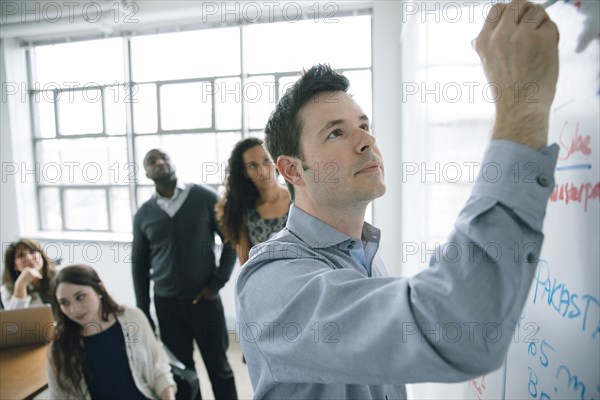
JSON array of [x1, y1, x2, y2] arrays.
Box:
[[1, 37, 35, 248], [1, 40, 21, 247], [372, 0, 404, 276]]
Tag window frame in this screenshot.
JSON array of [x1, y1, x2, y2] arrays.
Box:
[[24, 11, 374, 234]]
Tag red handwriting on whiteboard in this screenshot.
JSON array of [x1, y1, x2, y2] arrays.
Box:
[[558, 122, 592, 161], [469, 375, 486, 400], [550, 181, 600, 212]]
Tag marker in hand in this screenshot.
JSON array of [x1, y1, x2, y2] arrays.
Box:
[[472, 0, 559, 51]]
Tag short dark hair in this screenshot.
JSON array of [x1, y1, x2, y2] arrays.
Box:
[[265, 64, 349, 199]]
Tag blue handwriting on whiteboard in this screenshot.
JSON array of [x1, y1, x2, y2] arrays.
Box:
[[523, 329, 599, 400], [532, 260, 600, 339]]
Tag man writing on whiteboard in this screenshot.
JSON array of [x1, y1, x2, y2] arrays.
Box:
[[236, 0, 560, 399]]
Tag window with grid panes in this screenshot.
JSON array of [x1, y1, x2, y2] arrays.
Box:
[[28, 14, 373, 233]]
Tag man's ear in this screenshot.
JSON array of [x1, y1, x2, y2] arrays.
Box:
[[277, 156, 305, 187]]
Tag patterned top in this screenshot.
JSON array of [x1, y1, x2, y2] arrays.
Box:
[[247, 208, 288, 246]]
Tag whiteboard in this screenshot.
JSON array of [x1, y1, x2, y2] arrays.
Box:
[[403, 2, 598, 399], [503, 2, 600, 400]]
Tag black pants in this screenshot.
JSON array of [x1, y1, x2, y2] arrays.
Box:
[[155, 295, 237, 400]]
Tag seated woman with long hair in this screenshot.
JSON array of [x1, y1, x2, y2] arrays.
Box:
[[48, 264, 176, 400], [217, 138, 291, 266], [1, 238, 56, 309]]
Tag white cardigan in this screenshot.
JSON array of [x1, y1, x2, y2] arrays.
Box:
[[1, 284, 46, 309], [47, 306, 176, 400]]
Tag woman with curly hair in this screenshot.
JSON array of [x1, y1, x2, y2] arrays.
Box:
[[1, 238, 56, 309], [48, 264, 176, 400], [217, 137, 291, 266]]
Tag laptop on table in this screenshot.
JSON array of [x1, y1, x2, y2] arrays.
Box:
[[0, 304, 55, 348]]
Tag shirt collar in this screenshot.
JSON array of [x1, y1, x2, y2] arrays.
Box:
[[286, 203, 381, 251], [153, 180, 187, 200]]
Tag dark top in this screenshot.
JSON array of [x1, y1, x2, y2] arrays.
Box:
[[132, 184, 237, 320], [83, 321, 148, 400]]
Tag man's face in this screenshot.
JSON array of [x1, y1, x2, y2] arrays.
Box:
[[144, 149, 175, 182], [296, 91, 386, 208]]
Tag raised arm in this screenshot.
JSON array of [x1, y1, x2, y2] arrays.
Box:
[[475, 0, 559, 149], [1, 283, 34, 310]]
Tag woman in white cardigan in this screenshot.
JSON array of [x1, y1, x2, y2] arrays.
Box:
[[48, 264, 176, 400], [1, 238, 56, 309]]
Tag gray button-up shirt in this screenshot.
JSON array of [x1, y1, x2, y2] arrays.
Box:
[[236, 140, 559, 399]]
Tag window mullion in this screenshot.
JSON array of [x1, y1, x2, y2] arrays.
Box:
[[155, 83, 162, 133], [105, 187, 113, 232], [100, 87, 107, 135], [59, 186, 66, 231], [240, 24, 249, 138], [123, 36, 138, 218]]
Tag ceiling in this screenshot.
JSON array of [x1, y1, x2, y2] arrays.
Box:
[[1, 0, 373, 43]]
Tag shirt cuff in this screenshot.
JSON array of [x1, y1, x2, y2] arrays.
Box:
[[7, 295, 32, 310], [471, 140, 559, 231]]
